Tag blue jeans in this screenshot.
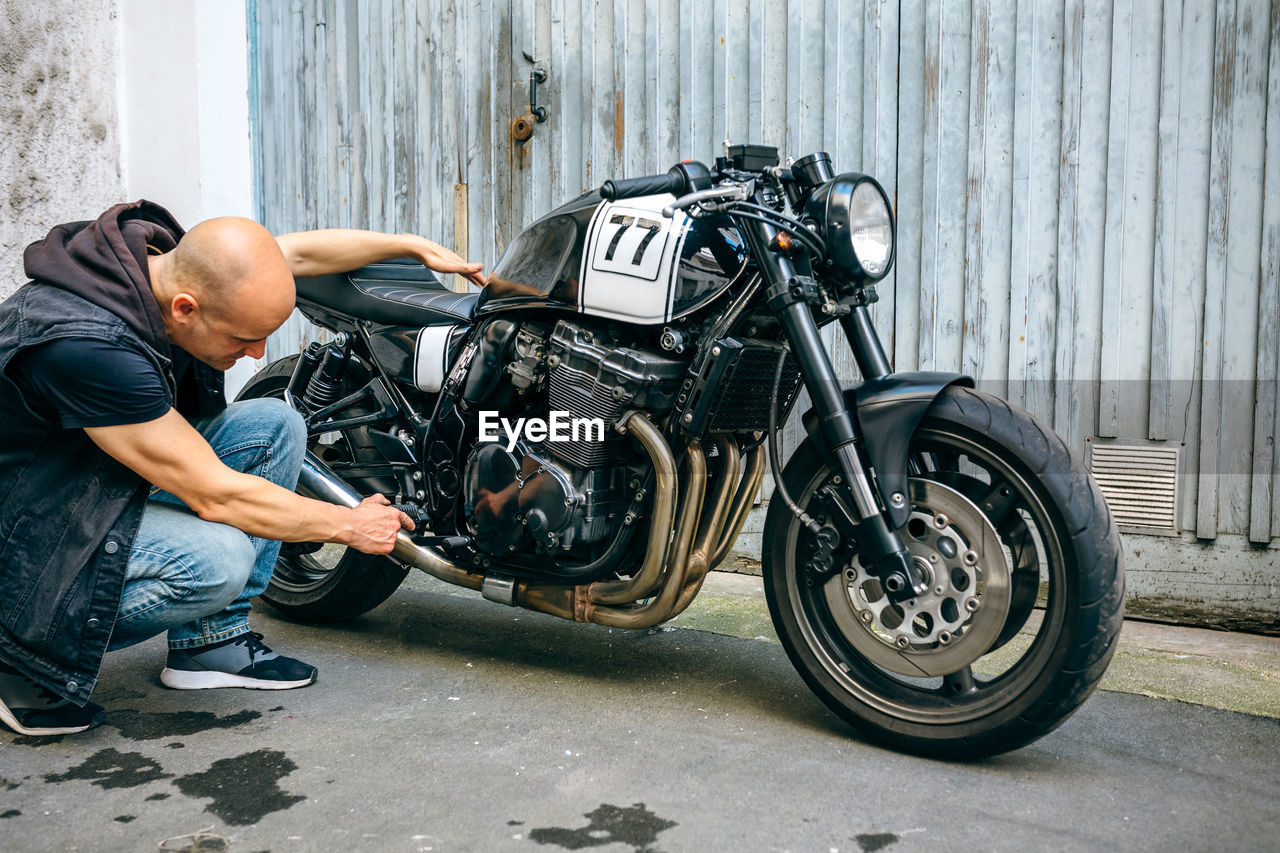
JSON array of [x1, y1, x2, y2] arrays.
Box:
[[107, 398, 306, 651]]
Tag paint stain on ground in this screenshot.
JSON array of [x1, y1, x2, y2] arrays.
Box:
[[1, 777, 18, 790], [147, 792, 171, 801], [114, 815, 136, 823], [529, 802, 676, 852], [43, 748, 172, 790], [173, 749, 305, 826], [856, 833, 900, 852], [1, 809, 20, 818], [108, 709, 261, 740]]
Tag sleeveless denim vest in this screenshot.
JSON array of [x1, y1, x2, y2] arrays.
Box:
[[0, 283, 225, 703]]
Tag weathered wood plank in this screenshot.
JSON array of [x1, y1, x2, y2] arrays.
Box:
[[712, 0, 727, 149], [1258, 0, 1280, 542], [892, 0, 923, 373], [1221, 0, 1269, 536], [684, 0, 712, 158], [505, 0, 529, 234], [1197, 0, 1236, 539], [532, 0, 553, 215], [1098, 0, 1134, 438], [918, 0, 970, 374], [1148, 0, 1181, 442], [1007, 0, 1063, 422], [758, 0, 786, 151], [657, 0, 681, 164], [618, 0, 643, 176], [724, 0, 750, 146], [865, 0, 899, 357], [961, 0, 1014, 393], [589, 0, 614, 188], [1054, 0, 1110, 451], [1166, 4, 1216, 533]]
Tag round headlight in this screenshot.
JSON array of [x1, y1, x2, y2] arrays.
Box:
[[805, 173, 896, 281], [848, 181, 893, 276]]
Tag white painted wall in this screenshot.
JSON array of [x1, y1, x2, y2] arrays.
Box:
[[117, 0, 259, 394], [118, 0, 253, 225]]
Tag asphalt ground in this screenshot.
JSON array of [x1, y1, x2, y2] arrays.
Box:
[[1, 571, 1277, 853]]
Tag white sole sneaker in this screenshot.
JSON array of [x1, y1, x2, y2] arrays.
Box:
[[0, 694, 104, 736], [160, 667, 316, 690]]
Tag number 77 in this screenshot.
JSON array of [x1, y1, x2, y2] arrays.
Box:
[[604, 215, 664, 266]]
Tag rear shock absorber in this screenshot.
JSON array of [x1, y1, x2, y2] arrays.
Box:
[[302, 335, 350, 412]]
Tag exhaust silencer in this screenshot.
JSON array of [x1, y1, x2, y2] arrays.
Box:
[[296, 451, 482, 591]]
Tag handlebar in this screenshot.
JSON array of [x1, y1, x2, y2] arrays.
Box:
[[599, 169, 686, 201]]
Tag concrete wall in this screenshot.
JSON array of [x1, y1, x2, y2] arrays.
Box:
[[0, 0, 125, 293], [0, 0, 252, 305]]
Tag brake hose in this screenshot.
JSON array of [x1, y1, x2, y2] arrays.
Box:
[[768, 347, 821, 535]]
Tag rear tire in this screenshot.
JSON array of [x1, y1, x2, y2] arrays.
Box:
[[237, 355, 409, 623], [763, 387, 1124, 758]]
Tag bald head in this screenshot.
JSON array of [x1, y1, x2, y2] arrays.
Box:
[[166, 217, 293, 314], [150, 217, 297, 369]]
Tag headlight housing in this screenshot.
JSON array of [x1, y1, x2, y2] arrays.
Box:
[[806, 172, 896, 281]]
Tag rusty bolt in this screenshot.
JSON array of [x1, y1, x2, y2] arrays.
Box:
[[511, 115, 534, 142]]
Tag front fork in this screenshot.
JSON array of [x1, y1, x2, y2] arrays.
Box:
[[745, 224, 928, 601]]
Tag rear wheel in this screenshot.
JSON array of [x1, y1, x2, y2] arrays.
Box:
[[763, 387, 1124, 758], [237, 355, 409, 622]]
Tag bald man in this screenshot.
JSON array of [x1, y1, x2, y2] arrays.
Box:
[[0, 201, 484, 736]]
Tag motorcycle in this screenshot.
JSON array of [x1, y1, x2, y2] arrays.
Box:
[[240, 144, 1124, 758]]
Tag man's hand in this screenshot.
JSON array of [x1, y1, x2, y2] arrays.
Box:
[[342, 494, 415, 555], [408, 237, 487, 288]]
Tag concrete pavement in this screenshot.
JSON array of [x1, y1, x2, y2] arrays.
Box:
[[1, 570, 1277, 852]]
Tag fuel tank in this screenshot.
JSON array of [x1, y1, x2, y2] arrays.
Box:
[[478, 190, 746, 324]]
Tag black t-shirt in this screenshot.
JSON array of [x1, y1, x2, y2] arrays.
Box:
[[10, 337, 193, 428]]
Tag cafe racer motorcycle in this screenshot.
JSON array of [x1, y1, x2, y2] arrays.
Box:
[[240, 144, 1124, 758]]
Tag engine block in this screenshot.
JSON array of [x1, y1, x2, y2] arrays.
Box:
[[545, 320, 686, 468]]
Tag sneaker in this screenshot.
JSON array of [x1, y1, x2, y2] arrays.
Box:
[[0, 661, 106, 736], [160, 632, 317, 690]]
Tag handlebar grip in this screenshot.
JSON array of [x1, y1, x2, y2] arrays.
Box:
[[599, 169, 685, 201]]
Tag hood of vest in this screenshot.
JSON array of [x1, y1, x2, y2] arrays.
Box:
[[22, 200, 185, 356]]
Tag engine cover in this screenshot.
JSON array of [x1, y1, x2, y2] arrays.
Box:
[[462, 443, 628, 555]]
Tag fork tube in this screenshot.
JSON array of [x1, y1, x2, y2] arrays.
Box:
[[739, 214, 925, 597], [841, 305, 892, 380]]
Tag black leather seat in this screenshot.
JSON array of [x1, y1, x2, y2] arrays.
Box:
[[295, 259, 479, 326]]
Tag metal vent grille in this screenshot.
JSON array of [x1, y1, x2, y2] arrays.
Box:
[[1089, 444, 1179, 534]]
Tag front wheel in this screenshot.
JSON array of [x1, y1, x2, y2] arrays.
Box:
[[763, 387, 1124, 758]]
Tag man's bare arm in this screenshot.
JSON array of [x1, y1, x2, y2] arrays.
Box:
[[85, 410, 411, 554], [276, 229, 486, 287]]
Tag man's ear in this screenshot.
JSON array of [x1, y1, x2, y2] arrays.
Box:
[[170, 292, 199, 325]]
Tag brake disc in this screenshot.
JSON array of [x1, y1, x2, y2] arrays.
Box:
[[822, 477, 1012, 677]]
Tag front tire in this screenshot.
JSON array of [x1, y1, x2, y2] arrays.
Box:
[[237, 355, 409, 623], [763, 387, 1124, 758]]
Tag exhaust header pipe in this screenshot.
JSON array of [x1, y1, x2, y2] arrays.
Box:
[[296, 451, 482, 592]]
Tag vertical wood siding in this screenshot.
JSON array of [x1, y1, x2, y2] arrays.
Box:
[[252, 0, 1279, 542]]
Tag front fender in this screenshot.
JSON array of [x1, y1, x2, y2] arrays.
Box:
[[801, 371, 973, 529]]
